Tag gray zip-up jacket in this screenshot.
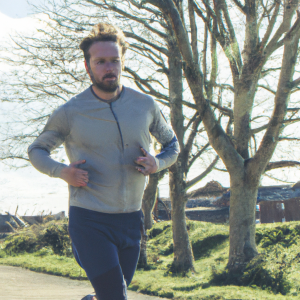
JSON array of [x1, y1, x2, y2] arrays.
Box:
[[28, 86, 179, 213]]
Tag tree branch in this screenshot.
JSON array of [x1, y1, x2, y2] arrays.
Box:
[[257, 84, 276, 95], [279, 137, 300, 141], [187, 142, 210, 170], [250, 10, 300, 177], [264, 2, 299, 58], [125, 67, 199, 110], [263, 172, 294, 184], [86, 0, 167, 38], [220, 0, 242, 70], [124, 67, 169, 99], [124, 31, 168, 55], [207, 18, 217, 98], [188, 0, 199, 64], [260, 1, 280, 49], [232, 0, 246, 14], [214, 166, 227, 172], [127, 0, 167, 28], [185, 155, 219, 191], [251, 116, 300, 135], [0, 156, 30, 162], [209, 100, 233, 118], [147, 0, 243, 174], [184, 112, 199, 132], [183, 115, 202, 156], [265, 160, 300, 171], [291, 76, 300, 88]]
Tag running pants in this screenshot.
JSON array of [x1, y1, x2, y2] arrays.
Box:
[[68, 206, 143, 300]]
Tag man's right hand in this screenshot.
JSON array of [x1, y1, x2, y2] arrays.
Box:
[[60, 160, 89, 187]]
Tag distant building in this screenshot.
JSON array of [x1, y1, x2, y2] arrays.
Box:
[[157, 181, 300, 224]]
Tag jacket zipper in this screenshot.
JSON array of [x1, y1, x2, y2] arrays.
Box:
[[109, 103, 124, 151], [110, 102, 127, 210]]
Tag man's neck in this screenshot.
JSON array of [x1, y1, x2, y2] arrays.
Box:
[[91, 85, 123, 101]]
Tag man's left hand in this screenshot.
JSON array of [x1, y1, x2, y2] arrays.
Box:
[[135, 147, 158, 175]]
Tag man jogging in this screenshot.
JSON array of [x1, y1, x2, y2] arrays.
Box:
[[28, 23, 179, 300]]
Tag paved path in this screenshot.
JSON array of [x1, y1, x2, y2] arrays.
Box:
[[0, 265, 167, 300]]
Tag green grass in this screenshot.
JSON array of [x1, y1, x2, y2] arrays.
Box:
[[0, 253, 87, 279], [2, 219, 300, 299]]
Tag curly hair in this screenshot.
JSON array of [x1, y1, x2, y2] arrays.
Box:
[[79, 23, 128, 65]]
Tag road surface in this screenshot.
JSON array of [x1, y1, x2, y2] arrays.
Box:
[[0, 265, 168, 300]]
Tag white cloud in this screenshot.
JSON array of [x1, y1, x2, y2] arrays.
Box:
[[0, 10, 70, 216], [0, 11, 38, 39]]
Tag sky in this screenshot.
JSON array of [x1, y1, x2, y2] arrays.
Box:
[[1, 1, 299, 215], [0, 0, 43, 18], [0, 1, 229, 216], [0, 0, 69, 216]]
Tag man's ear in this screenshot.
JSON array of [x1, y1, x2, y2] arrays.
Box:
[[84, 60, 90, 75], [121, 58, 125, 71]]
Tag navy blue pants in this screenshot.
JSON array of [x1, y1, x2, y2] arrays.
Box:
[[68, 206, 142, 300]]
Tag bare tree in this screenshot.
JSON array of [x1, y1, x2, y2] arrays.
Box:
[[3, 0, 300, 273], [75, 0, 228, 272], [0, 0, 220, 272], [138, 0, 300, 271], [80, 0, 300, 272]]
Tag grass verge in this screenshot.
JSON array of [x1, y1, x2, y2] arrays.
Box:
[[0, 253, 87, 279], [1, 219, 300, 299]]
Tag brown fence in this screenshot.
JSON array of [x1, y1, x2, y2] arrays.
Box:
[[260, 197, 300, 223]]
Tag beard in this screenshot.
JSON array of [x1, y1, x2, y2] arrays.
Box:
[[88, 67, 120, 93]]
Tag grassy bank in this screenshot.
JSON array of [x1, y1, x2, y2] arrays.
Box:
[[1, 219, 300, 299]]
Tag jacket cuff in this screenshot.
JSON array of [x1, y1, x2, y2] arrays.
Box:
[[154, 157, 162, 173], [52, 163, 68, 178]]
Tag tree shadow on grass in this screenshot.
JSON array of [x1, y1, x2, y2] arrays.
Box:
[[192, 234, 228, 260]]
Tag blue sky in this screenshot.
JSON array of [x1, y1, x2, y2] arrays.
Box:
[[0, 0, 70, 216], [1, 0, 297, 216], [0, 0, 44, 18]]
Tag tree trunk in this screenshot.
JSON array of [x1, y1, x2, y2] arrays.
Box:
[[142, 173, 160, 230], [138, 173, 160, 268], [138, 230, 148, 269], [169, 162, 194, 273], [167, 36, 194, 273], [227, 174, 259, 271]]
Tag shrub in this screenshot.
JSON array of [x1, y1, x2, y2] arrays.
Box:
[[41, 223, 72, 256], [1, 220, 72, 257], [242, 255, 291, 294], [256, 224, 300, 248], [2, 233, 39, 255], [210, 254, 291, 295]]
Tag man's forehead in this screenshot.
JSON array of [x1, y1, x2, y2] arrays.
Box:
[[89, 41, 121, 58]]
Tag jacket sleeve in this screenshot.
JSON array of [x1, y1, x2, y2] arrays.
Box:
[[150, 102, 180, 172], [27, 105, 70, 178]]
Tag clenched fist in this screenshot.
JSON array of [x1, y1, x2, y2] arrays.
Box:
[[60, 160, 89, 187], [135, 147, 158, 175]]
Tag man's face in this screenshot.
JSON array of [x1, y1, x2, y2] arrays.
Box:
[[85, 41, 122, 93]]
